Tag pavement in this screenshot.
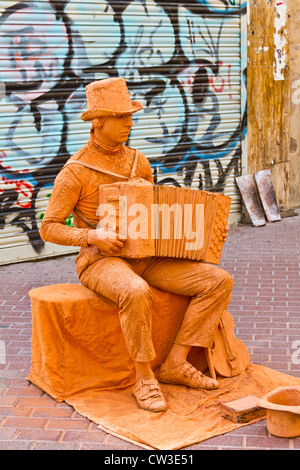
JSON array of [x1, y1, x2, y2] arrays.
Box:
[[0, 212, 300, 451]]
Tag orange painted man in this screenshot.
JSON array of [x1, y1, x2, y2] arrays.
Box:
[[40, 77, 232, 412]]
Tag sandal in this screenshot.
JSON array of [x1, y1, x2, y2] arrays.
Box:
[[158, 361, 219, 390], [132, 377, 167, 412]]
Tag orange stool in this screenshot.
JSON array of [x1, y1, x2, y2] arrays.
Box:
[[28, 283, 195, 401]]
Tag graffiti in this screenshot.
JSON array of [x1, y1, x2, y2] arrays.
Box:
[[0, 0, 246, 253]]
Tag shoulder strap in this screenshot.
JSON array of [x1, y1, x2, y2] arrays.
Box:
[[64, 160, 129, 180], [64, 148, 140, 180], [129, 149, 139, 179], [73, 207, 97, 229]]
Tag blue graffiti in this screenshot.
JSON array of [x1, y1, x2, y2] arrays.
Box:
[[196, 0, 246, 15]]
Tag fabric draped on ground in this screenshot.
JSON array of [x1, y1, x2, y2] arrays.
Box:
[[28, 283, 300, 449]]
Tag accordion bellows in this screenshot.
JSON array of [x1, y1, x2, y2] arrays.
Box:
[[98, 178, 231, 265]]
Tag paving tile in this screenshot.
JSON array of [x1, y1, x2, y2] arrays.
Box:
[[32, 442, 79, 450], [31, 407, 74, 419], [46, 418, 90, 431], [0, 441, 33, 450], [16, 429, 62, 442], [245, 435, 291, 449], [0, 427, 18, 440], [61, 429, 107, 444]]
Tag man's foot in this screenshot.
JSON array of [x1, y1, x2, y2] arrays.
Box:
[[132, 377, 167, 412], [158, 361, 219, 390]]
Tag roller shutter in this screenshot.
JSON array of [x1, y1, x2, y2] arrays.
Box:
[[0, 0, 246, 265]]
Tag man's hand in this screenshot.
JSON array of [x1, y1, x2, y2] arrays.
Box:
[[87, 227, 126, 255], [223, 226, 229, 242]]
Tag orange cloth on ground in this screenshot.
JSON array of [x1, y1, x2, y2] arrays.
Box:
[[28, 284, 300, 450]]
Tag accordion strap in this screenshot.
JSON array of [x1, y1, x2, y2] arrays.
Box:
[[73, 207, 97, 230], [64, 148, 139, 180], [129, 148, 139, 178]]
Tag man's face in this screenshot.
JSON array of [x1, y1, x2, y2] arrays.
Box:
[[94, 114, 133, 147]]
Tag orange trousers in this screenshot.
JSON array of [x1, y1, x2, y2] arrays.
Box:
[[79, 256, 233, 363]]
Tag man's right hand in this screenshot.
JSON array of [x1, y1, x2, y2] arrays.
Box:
[[87, 227, 126, 256]]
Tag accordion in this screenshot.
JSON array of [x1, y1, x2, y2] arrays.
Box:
[[98, 178, 231, 265]]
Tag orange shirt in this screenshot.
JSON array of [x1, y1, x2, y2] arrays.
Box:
[[40, 132, 154, 274]]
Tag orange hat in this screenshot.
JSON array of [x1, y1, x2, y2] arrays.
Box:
[[81, 77, 143, 121]]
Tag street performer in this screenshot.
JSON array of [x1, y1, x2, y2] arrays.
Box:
[[40, 77, 232, 413]]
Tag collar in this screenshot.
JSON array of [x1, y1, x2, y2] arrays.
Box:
[[88, 130, 126, 156]]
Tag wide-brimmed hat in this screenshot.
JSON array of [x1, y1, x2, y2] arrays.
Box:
[[81, 77, 143, 121]]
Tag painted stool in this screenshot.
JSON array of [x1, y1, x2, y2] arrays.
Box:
[[28, 283, 210, 402]]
